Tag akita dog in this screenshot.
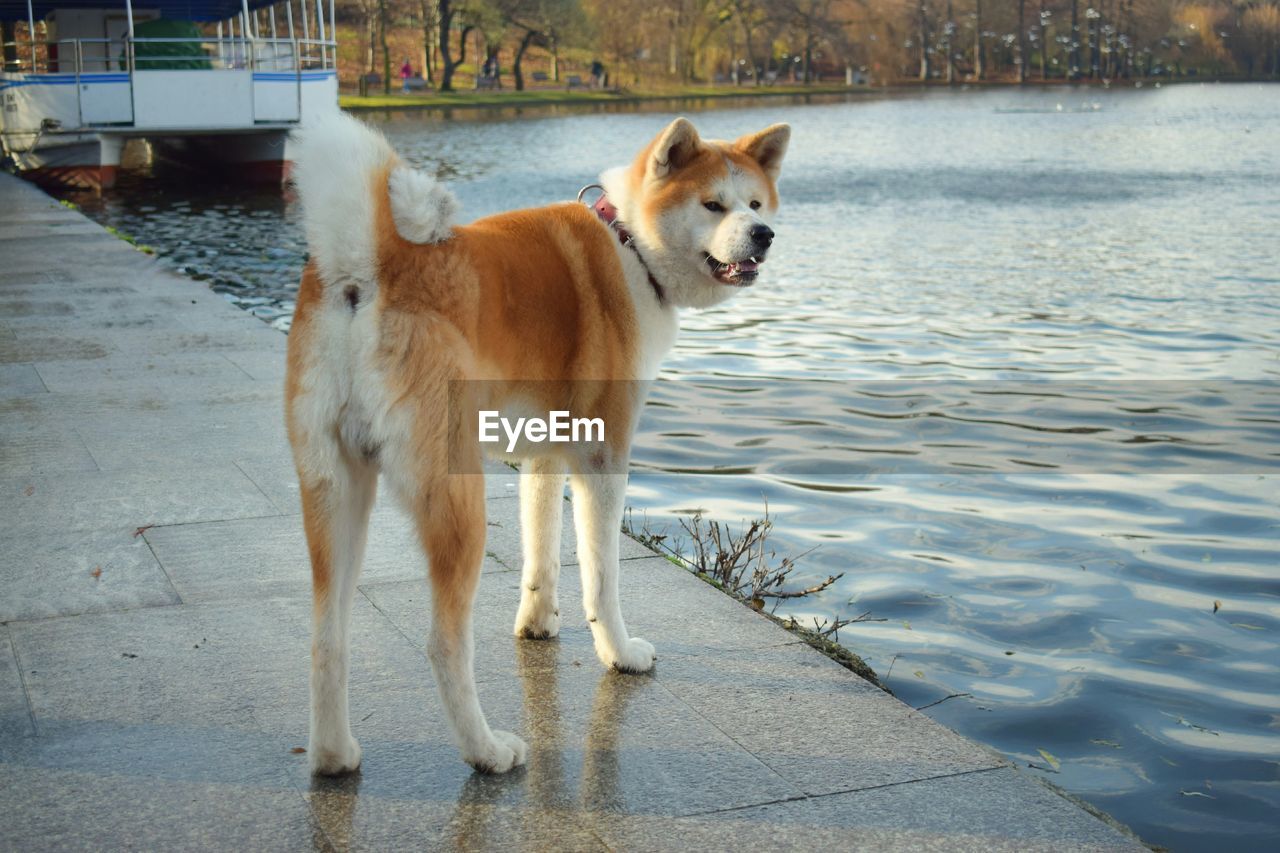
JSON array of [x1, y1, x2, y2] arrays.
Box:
[[286, 112, 789, 774]]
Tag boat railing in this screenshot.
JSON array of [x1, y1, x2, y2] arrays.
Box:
[[1, 36, 337, 75]]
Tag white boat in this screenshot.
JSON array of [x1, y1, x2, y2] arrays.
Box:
[[1, 0, 338, 188]]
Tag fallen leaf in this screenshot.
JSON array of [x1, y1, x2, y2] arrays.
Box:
[[913, 670, 925, 679], [23, 485, 34, 496], [290, 747, 306, 754], [121, 652, 138, 659], [1037, 749, 1062, 772], [90, 566, 102, 580], [1213, 600, 1222, 613], [132, 525, 154, 538]]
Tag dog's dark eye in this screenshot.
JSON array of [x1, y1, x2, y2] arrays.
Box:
[[703, 201, 725, 213], [749, 200, 761, 210]]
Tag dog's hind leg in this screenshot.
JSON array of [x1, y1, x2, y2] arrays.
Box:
[[569, 470, 656, 673], [414, 459, 528, 773], [514, 456, 566, 639], [300, 448, 378, 775]]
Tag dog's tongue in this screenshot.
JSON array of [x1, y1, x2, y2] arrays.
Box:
[[730, 260, 760, 274]]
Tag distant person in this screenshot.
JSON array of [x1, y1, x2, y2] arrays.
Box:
[[400, 59, 413, 94], [590, 59, 604, 88]]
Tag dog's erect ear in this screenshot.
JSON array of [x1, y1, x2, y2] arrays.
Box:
[[735, 123, 791, 181], [646, 117, 702, 180]]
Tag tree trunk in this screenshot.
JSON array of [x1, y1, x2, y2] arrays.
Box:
[[512, 29, 537, 91], [973, 0, 983, 80], [1069, 0, 1080, 79], [1017, 0, 1026, 82], [379, 0, 390, 95], [439, 3, 473, 93], [1038, 0, 1048, 79], [945, 0, 956, 83], [550, 36, 559, 81], [1089, 7, 1099, 78], [734, 2, 759, 86], [919, 0, 930, 81], [419, 0, 435, 83]]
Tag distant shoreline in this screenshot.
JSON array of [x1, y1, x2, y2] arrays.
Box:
[[339, 84, 867, 113], [339, 77, 1273, 115]]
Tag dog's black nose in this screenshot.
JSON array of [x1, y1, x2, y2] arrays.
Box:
[[750, 224, 774, 248]]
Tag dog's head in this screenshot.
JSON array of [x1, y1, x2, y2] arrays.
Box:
[[600, 118, 790, 309]]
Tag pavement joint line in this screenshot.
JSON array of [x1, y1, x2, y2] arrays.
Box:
[[0, 596, 191, 627], [4, 624, 39, 738], [67, 423, 105, 473], [357, 585, 433, 664], [231, 458, 290, 514], [123, 511, 295, 532], [29, 361, 51, 394], [220, 351, 260, 382], [139, 531, 186, 608], [682, 765, 1012, 821]]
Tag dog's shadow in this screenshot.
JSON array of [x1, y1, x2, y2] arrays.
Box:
[[309, 639, 645, 850]]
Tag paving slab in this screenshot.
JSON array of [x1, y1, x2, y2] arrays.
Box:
[[0, 723, 321, 852], [9, 596, 424, 731], [1, 463, 279, 536], [0, 171, 1145, 851], [0, 525, 180, 622], [144, 511, 510, 604]]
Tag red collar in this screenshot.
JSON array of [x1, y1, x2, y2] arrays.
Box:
[[581, 186, 666, 305]]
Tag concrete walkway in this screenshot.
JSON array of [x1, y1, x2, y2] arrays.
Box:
[[0, 173, 1143, 851]]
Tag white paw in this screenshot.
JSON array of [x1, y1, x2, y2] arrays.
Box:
[[309, 734, 362, 776], [514, 599, 561, 639], [464, 730, 529, 774], [606, 636, 657, 673]]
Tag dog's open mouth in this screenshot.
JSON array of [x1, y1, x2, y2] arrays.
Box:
[[703, 253, 762, 286]]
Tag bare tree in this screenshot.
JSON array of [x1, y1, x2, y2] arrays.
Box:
[[918, 0, 932, 79], [972, 0, 983, 78], [1069, 0, 1080, 77], [1017, 0, 1027, 81], [945, 0, 956, 82], [731, 0, 768, 85], [438, 0, 479, 91]]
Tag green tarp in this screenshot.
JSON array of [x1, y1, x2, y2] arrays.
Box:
[[124, 19, 212, 70]]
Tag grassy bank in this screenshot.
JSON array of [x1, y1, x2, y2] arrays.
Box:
[[340, 83, 862, 112]]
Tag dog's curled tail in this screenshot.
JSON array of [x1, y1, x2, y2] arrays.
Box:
[[290, 112, 458, 290]]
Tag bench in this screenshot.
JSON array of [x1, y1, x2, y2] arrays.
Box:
[[566, 74, 585, 89], [532, 71, 549, 84], [405, 76, 428, 91]]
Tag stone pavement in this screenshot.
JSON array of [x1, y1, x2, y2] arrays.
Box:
[[0, 172, 1144, 851]]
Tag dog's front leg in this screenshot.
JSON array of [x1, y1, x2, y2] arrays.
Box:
[[514, 456, 566, 639], [569, 471, 655, 672]]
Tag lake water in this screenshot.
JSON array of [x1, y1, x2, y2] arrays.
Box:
[[59, 84, 1280, 851]]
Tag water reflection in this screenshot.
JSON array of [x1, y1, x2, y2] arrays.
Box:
[[306, 640, 647, 851]]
